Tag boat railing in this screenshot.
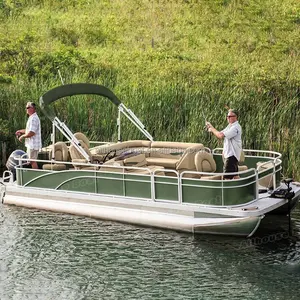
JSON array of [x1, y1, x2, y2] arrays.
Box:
[[212, 148, 282, 159], [2, 170, 14, 183], [256, 159, 280, 189], [212, 147, 282, 189], [11, 152, 281, 207], [180, 168, 258, 206]]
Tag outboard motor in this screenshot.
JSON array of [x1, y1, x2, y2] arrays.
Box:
[[5, 150, 30, 181]]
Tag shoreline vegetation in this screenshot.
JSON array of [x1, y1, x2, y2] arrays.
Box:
[[0, 0, 299, 178]]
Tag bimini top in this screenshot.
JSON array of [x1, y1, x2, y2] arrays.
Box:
[[39, 83, 121, 121]]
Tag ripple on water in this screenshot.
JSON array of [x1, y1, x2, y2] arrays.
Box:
[[0, 204, 300, 299]]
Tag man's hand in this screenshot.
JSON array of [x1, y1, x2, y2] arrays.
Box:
[[18, 134, 25, 142], [205, 121, 214, 132], [15, 130, 22, 137]]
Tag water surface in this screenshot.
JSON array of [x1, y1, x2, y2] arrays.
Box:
[[1, 204, 300, 300]]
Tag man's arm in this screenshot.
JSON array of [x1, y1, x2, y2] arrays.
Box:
[[15, 129, 25, 136], [206, 122, 225, 139], [19, 131, 35, 142]]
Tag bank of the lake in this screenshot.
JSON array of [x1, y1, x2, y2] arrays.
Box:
[[1, 0, 300, 178]]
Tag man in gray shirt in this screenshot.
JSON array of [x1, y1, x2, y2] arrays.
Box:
[[206, 109, 242, 179]]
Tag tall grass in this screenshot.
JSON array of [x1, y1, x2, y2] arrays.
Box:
[[0, 0, 300, 178]]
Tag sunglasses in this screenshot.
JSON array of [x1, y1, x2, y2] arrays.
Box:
[[26, 106, 32, 109], [227, 115, 236, 118]]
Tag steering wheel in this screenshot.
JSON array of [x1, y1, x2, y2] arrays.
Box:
[[102, 149, 117, 163]]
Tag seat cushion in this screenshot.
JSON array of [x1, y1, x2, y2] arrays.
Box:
[[74, 132, 90, 148], [43, 163, 66, 171], [124, 153, 147, 167], [194, 151, 216, 173], [146, 157, 179, 169], [238, 165, 248, 172], [127, 165, 165, 176], [257, 161, 274, 188]]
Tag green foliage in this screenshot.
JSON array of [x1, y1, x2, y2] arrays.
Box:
[[50, 26, 79, 47], [0, 118, 10, 141], [0, 74, 13, 83], [29, 48, 89, 80], [0, 0, 300, 177]]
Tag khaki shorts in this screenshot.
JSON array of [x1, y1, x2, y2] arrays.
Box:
[[27, 149, 39, 160]]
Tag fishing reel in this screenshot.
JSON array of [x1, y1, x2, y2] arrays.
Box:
[[204, 121, 211, 132]]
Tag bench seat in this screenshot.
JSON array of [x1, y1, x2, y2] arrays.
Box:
[[145, 157, 179, 169]]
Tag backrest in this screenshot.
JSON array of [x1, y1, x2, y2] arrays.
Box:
[[74, 132, 90, 148], [239, 150, 245, 164], [194, 151, 216, 173], [49, 142, 69, 162], [101, 158, 124, 173], [176, 144, 205, 171], [150, 141, 203, 159], [69, 140, 92, 161], [257, 161, 274, 188], [150, 141, 199, 149], [123, 153, 147, 167], [91, 140, 151, 155]]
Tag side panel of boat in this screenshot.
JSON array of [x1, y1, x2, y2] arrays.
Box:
[[17, 169, 153, 199], [154, 177, 179, 201], [182, 177, 256, 205], [16, 168, 259, 206]]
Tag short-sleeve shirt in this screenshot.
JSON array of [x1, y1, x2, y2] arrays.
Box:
[[221, 121, 242, 161], [25, 112, 42, 150]]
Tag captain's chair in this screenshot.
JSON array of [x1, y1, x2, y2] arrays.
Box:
[[195, 151, 221, 180], [43, 142, 69, 171], [176, 144, 204, 171], [69, 140, 103, 170], [74, 132, 90, 148]]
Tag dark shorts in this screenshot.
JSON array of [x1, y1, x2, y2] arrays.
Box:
[[223, 156, 238, 179]]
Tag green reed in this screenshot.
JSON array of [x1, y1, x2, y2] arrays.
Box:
[[1, 0, 300, 178], [0, 73, 299, 178]]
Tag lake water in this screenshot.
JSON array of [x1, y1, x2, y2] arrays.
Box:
[[1, 203, 300, 300]]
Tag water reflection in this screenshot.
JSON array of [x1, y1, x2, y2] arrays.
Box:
[[0, 204, 300, 300]]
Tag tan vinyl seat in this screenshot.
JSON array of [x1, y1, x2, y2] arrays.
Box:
[[238, 151, 248, 172], [69, 140, 103, 170], [194, 151, 217, 173], [176, 144, 204, 171], [171, 144, 204, 178], [194, 151, 221, 180], [74, 132, 90, 148], [43, 142, 69, 171], [257, 161, 274, 188], [101, 153, 165, 175], [145, 157, 179, 169]]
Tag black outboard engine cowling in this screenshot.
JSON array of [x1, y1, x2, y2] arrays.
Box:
[[6, 150, 30, 180]]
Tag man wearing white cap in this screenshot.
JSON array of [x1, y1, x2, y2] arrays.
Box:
[[15, 102, 42, 169]]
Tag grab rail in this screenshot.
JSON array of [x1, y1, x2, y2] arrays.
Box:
[[13, 151, 281, 207]]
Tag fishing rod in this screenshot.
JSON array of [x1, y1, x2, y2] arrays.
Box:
[[201, 111, 206, 123], [201, 111, 211, 131], [56, 66, 65, 85]]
